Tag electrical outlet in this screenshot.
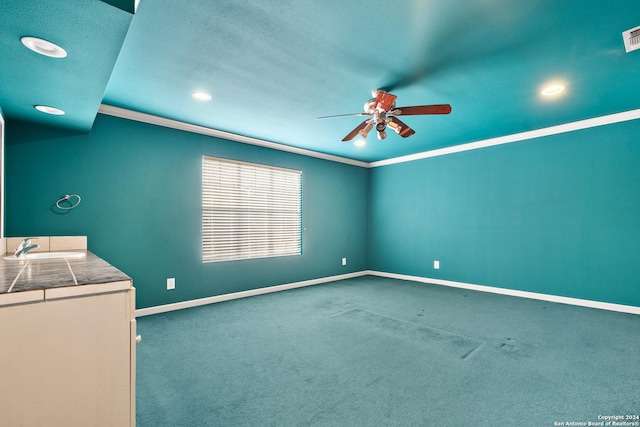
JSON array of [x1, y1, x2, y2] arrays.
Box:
[[434, 260, 440, 269], [167, 278, 175, 290], [342, 257, 347, 266]]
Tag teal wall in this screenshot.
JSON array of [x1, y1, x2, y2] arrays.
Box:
[[5, 115, 369, 308], [369, 119, 640, 307], [6, 113, 640, 308]]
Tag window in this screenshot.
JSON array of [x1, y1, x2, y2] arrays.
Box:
[[202, 156, 302, 263]]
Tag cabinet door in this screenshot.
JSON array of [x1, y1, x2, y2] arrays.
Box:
[[0, 290, 132, 427]]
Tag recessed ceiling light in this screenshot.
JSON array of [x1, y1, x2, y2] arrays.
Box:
[[541, 84, 566, 96], [21, 36, 67, 58], [35, 105, 65, 115], [192, 91, 212, 101], [354, 139, 366, 147]]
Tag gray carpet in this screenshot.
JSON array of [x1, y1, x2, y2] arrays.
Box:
[[136, 276, 640, 426]]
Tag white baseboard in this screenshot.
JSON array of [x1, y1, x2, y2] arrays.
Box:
[[135, 271, 369, 317], [366, 270, 640, 315], [136, 270, 640, 317]]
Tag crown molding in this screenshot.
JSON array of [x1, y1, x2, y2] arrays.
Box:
[[98, 104, 369, 168], [370, 109, 640, 167], [100, 105, 640, 169]]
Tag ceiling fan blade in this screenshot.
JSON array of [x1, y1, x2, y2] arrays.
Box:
[[391, 104, 452, 116], [342, 120, 371, 141], [317, 112, 370, 119], [388, 116, 416, 138]]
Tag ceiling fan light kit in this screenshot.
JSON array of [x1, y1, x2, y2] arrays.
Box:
[[359, 122, 373, 139], [318, 89, 451, 143]]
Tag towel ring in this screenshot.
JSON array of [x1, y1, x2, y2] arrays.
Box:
[[56, 194, 81, 210]]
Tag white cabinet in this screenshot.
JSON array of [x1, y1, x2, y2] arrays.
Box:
[[0, 282, 136, 427]]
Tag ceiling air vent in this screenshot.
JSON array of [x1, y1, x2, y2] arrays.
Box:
[[622, 25, 640, 53]]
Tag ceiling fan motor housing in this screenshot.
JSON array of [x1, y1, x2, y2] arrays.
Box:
[[364, 99, 377, 114]]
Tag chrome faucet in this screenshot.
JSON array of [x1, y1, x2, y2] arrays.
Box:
[[14, 238, 40, 258]]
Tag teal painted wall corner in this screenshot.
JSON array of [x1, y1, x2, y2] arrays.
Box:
[[5, 115, 369, 309], [369, 119, 640, 307]]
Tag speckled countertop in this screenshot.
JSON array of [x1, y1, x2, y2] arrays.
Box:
[[0, 251, 131, 295]]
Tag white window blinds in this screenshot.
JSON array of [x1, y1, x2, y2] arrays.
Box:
[[202, 156, 302, 263]]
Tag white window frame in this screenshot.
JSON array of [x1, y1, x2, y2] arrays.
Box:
[[202, 156, 302, 263]]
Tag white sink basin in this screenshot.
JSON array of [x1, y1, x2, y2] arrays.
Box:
[[3, 251, 86, 261]]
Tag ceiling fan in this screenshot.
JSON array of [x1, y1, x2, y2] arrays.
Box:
[[318, 89, 451, 141]]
